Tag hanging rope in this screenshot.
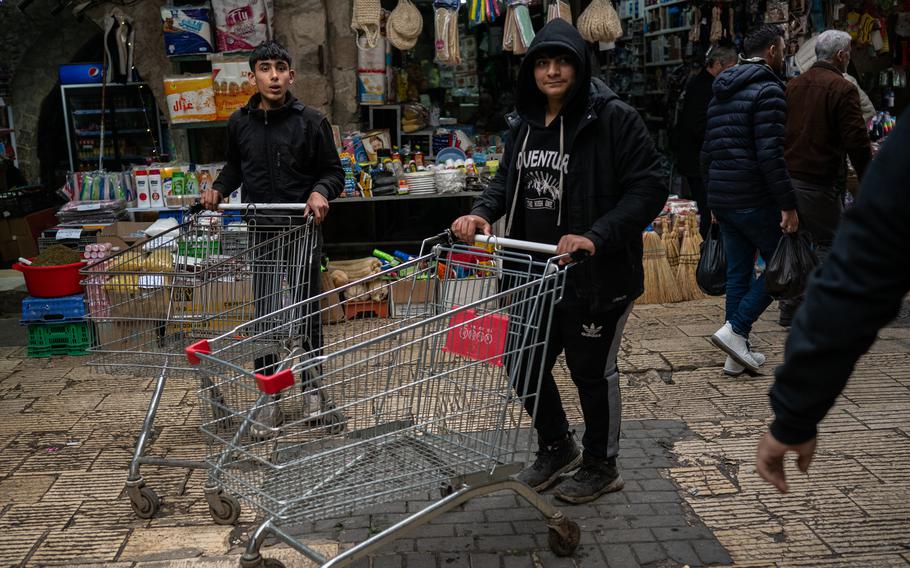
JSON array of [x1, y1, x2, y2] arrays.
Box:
[[352, 0, 382, 49], [577, 0, 623, 44]]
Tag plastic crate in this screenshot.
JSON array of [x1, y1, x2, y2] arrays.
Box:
[[177, 238, 220, 258], [27, 321, 91, 358], [21, 294, 86, 323]]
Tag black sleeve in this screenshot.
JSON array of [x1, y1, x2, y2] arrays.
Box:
[[311, 118, 344, 201], [470, 124, 521, 223], [213, 118, 243, 198], [212, 120, 243, 197], [584, 106, 668, 253], [769, 112, 910, 444], [753, 85, 797, 211]]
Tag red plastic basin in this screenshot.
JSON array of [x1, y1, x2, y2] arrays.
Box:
[[13, 260, 87, 298]]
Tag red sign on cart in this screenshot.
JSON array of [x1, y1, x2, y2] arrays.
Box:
[[443, 308, 508, 367]]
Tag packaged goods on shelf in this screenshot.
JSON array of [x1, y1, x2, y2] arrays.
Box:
[[163, 75, 217, 123], [211, 0, 274, 52], [161, 5, 215, 56]]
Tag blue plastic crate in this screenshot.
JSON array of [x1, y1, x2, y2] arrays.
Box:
[[21, 294, 86, 323]]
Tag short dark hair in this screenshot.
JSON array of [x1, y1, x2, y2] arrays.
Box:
[[706, 45, 738, 67], [249, 40, 292, 70], [744, 25, 784, 57], [531, 46, 576, 65]]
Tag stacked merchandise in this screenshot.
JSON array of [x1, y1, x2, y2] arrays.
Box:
[[15, 245, 90, 358], [132, 163, 222, 209], [56, 200, 127, 225]]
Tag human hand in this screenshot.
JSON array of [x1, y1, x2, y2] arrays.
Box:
[[200, 189, 222, 211], [756, 430, 817, 493], [306, 191, 330, 225], [780, 210, 799, 234], [556, 234, 595, 265], [450, 215, 492, 244]]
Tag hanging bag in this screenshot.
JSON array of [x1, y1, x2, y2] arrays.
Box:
[[765, 232, 819, 299], [577, 0, 623, 43], [388, 0, 424, 51], [696, 223, 727, 296]]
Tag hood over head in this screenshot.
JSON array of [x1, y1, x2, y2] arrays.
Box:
[[712, 61, 783, 100], [516, 19, 592, 126]]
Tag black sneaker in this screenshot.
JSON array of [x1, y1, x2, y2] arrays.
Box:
[[554, 455, 624, 504], [516, 434, 582, 492]]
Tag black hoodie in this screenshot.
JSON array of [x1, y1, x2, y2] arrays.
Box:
[[213, 92, 344, 204], [471, 20, 667, 311]]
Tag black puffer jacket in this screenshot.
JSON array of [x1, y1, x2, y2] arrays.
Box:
[[213, 93, 344, 203], [471, 19, 667, 312], [701, 62, 797, 211]]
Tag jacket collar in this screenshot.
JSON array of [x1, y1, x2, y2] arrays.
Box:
[[241, 92, 305, 121], [811, 61, 845, 76]]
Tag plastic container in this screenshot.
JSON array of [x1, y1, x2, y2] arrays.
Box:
[[13, 260, 87, 298], [27, 321, 91, 358], [21, 294, 87, 323]]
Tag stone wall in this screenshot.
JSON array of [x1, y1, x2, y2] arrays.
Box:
[[6, 0, 358, 183]]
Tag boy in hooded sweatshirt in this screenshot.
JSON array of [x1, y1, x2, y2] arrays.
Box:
[[452, 20, 667, 504]]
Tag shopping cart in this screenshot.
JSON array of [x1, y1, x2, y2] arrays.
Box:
[[185, 233, 583, 567], [82, 203, 320, 522]]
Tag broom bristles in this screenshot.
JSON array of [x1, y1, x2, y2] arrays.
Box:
[[661, 218, 680, 270], [677, 222, 706, 301], [639, 231, 683, 304]]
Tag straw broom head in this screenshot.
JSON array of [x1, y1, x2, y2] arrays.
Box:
[[661, 217, 680, 270], [639, 230, 683, 304], [676, 220, 706, 301]]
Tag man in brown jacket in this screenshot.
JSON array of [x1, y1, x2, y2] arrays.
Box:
[[780, 29, 872, 326]]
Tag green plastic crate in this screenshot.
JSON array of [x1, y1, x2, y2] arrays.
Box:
[[27, 321, 91, 358], [177, 239, 220, 258]]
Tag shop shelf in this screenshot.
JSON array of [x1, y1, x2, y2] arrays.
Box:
[[644, 0, 688, 11], [21, 294, 86, 323], [645, 26, 692, 37], [170, 120, 229, 130], [27, 321, 91, 358]]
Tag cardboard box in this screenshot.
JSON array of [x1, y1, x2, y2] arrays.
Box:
[[438, 277, 497, 310], [98, 221, 153, 251], [0, 234, 39, 262], [390, 277, 436, 318], [8, 207, 58, 241]]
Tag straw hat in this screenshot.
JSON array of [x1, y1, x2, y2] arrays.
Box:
[[387, 0, 423, 51]]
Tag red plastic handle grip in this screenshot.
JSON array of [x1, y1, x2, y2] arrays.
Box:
[[185, 339, 211, 365], [256, 369, 295, 395]]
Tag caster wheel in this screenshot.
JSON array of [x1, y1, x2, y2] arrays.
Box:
[[262, 560, 286, 568], [239, 557, 285, 568], [440, 484, 454, 498], [209, 493, 241, 525], [129, 485, 160, 519], [548, 520, 580, 557]]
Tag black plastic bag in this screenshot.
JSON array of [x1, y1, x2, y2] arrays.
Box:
[[696, 223, 726, 296], [765, 232, 819, 299]]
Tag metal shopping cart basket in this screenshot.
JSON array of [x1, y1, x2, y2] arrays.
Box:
[[185, 233, 583, 567], [82, 203, 320, 522]]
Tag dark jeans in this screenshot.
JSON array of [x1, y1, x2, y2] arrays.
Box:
[[715, 206, 782, 338], [686, 176, 712, 239], [510, 282, 633, 460], [778, 179, 841, 318]]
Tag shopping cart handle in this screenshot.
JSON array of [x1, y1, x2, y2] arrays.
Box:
[[472, 234, 558, 255], [256, 369, 295, 395], [186, 339, 211, 365]]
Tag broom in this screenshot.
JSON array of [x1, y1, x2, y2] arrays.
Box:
[[677, 217, 706, 301], [661, 217, 680, 271], [639, 229, 682, 304]]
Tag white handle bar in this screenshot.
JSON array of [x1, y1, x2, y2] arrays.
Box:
[[217, 203, 312, 210], [472, 234, 558, 255]]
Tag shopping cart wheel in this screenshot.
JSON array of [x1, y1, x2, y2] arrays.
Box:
[[129, 485, 160, 519], [547, 519, 580, 557], [209, 493, 241, 525]]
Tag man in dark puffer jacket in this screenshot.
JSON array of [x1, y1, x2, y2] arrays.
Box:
[[701, 25, 800, 376]]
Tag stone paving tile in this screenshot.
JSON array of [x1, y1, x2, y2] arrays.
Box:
[[0, 527, 45, 566], [119, 525, 235, 562], [26, 527, 131, 565], [0, 473, 58, 505]]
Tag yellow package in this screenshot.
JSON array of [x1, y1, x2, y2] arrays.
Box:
[[163, 74, 217, 123]]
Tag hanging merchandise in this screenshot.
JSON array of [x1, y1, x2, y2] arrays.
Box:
[[161, 5, 214, 56], [503, 0, 535, 54], [435, 1, 462, 65], [211, 0, 273, 52], [163, 74, 217, 123], [358, 35, 387, 104], [387, 0, 424, 51], [710, 5, 723, 43], [469, 0, 501, 26], [689, 5, 701, 43], [104, 11, 135, 84], [577, 0, 623, 44], [547, 0, 572, 25]]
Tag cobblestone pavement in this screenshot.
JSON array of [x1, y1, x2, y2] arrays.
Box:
[[1, 298, 909, 567]]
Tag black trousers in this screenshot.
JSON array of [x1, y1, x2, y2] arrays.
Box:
[[778, 179, 841, 318], [251, 222, 323, 375], [510, 282, 633, 460]]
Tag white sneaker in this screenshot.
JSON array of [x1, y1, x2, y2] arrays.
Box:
[[724, 351, 766, 377], [711, 322, 760, 372]]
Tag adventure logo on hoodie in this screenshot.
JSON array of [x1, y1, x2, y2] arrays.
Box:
[[519, 147, 570, 211]]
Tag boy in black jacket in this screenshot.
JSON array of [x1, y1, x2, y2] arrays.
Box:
[[451, 20, 667, 504], [200, 41, 343, 435], [757, 111, 910, 493]]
